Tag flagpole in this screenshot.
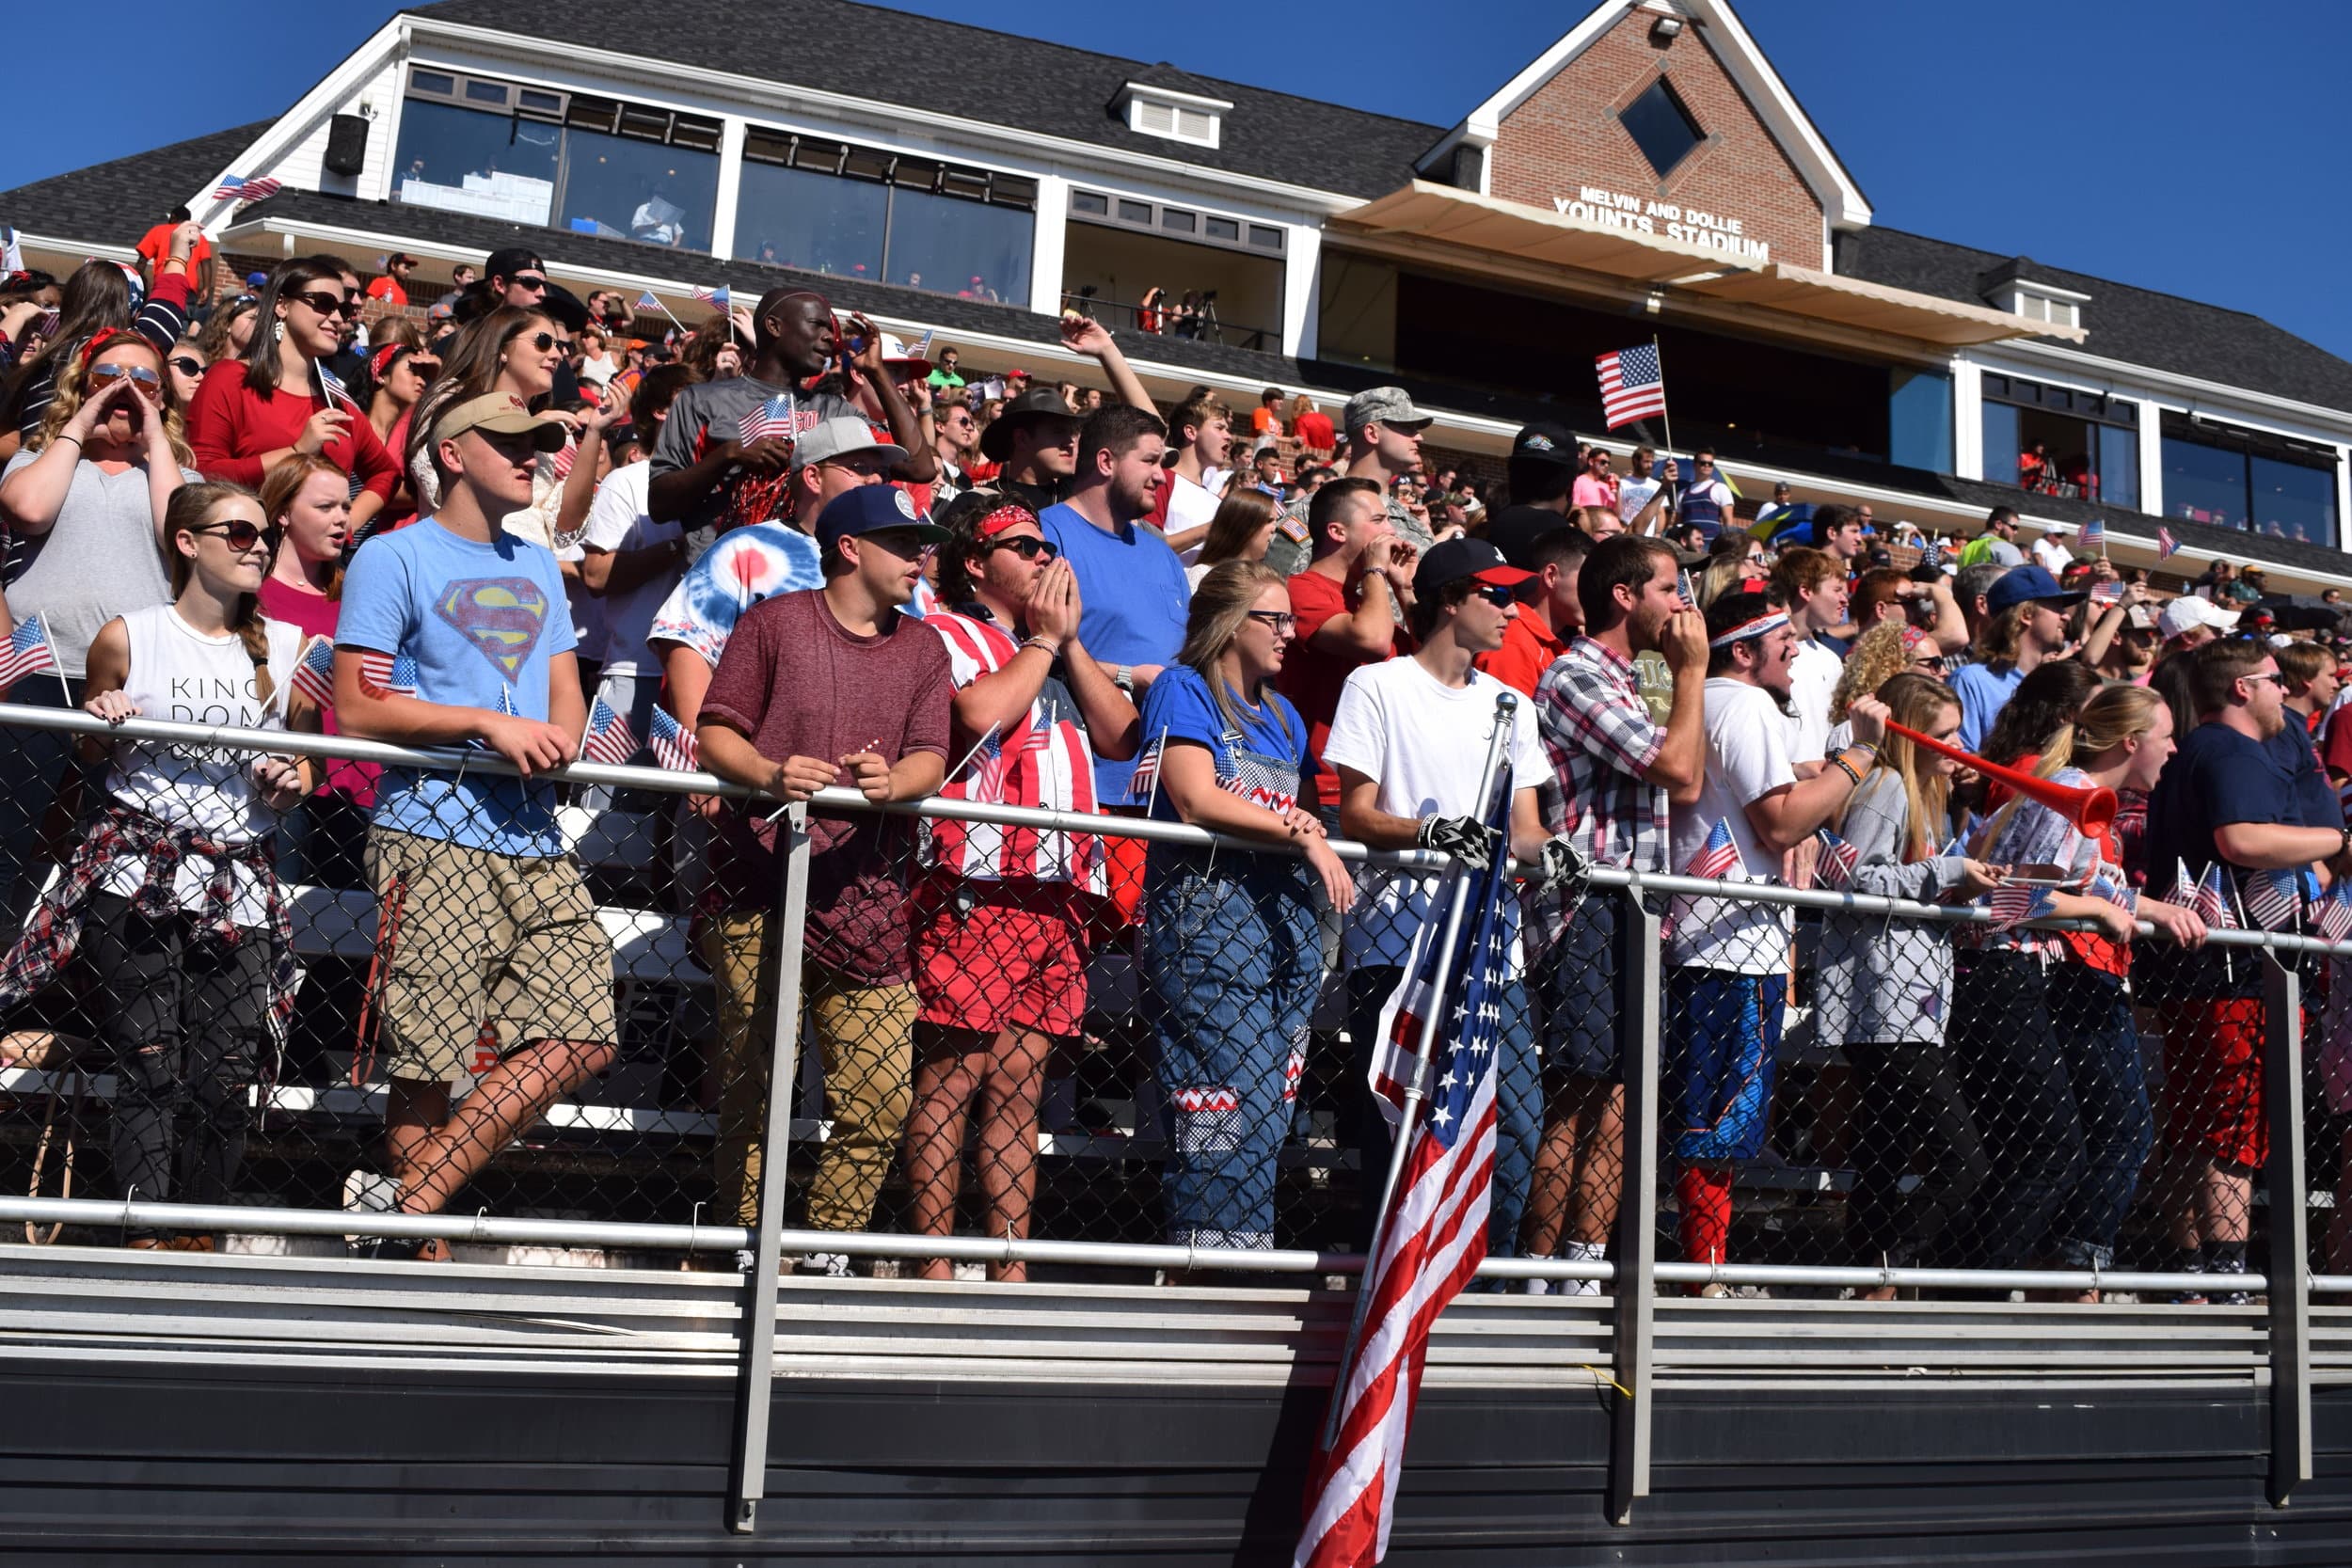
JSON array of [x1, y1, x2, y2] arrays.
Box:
[[1318, 692, 1517, 1452], [1646, 335, 1681, 536]]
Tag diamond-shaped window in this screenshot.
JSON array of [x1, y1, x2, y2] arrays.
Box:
[[1621, 77, 1704, 179]]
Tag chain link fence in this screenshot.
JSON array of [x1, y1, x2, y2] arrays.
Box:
[[0, 700, 2328, 1298]]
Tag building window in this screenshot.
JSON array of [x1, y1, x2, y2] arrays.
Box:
[[1618, 76, 1704, 179], [735, 132, 1034, 303], [393, 70, 720, 249], [1068, 188, 1285, 259], [2160, 414, 2338, 546], [1117, 84, 1230, 150], [1887, 368, 1952, 475], [1980, 372, 2137, 509]]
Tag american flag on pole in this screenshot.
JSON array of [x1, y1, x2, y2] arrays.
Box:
[[580, 694, 639, 766], [357, 650, 418, 697], [1595, 343, 1666, 431], [0, 614, 59, 697], [2191, 863, 2238, 931], [214, 174, 283, 202], [2239, 866, 2302, 931], [1684, 817, 1744, 881], [739, 391, 796, 445], [1921, 536, 1945, 570], [1815, 827, 1860, 892], [647, 705, 700, 772], [691, 283, 731, 308], [2079, 516, 2105, 550], [1677, 569, 1697, 610], [2090, 579, 2124, 605], [635, 290, 660, 310], [1299, 769, 1513, 1568], [464, 683, 521, 749], [316, 362, 360, 411], [1985, 881, 2053, 932], [2156, 526, 2182, 561], [289, 635, 337, 711], [2313, 881, 2352, 945]]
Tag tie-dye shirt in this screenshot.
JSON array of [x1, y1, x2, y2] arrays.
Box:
[[645, 522, 823, 669]]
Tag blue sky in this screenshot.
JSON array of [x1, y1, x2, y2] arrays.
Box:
[[8, 1, 2342, 358]]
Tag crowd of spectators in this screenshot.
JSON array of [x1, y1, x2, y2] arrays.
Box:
[[0, 240, 2345, 1299]]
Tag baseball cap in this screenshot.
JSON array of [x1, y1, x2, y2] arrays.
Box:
[[978, 386, 1082, 461], [2157, 595, 2240, 640], [428, 391, 569, 451], [485, 246, 545, 282], [792, 415, 906, 473], [815, 484, 950, 551], [1486, 504, 1578, 570], [1414, 536, 1532, 600], [1509, 420, 1578, 469], [245, 271, 268, 289], [877, 333, 933, 377], [1983, 563, 2085, 614], [1343, 387, 1430, 436]]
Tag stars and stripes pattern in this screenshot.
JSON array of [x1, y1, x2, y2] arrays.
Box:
[[2085, 862, 2138, 914], [2313, 882, 2352, 945], [1677, 569, 1697, 610], [1921, 537, 1945, 569], [647, 705, 700, 772], [214, 174, 283, 202], [739, 391, 796, 445], [2090, 580, 2124, 605], [2239, 866, 2302, 931], [0, 614, 60, 698], [1814, 827, 1860, 892], [289, 635, 337, 711], [635, 290, 660, 309], [580, 694, 639, 767], [2156, 526, 2181, 561], [463, 683, 521, 750], [2078, 516, 2105, 550], [1299, 768, 1512, 1568], [1985, 881, 2053, 932], [1595, 343, 1667, 431], [2190, 863, 2238, 931], [315, 361, 359, 412], [1684, 817, 1744, 881], [691, 283, 731, 308], [356, 650, 418, 696]]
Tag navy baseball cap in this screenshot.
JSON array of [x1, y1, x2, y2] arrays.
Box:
[[1984, 563, 2085, 614], [1414, 536, 1532, 599], [815, 484, 950, 552]]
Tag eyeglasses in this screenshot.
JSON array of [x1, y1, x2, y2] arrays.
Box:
[[987, 536, 1059, 562], [167, 355, 204, 378], [193, 519, 278, 553], [1469, 582, 1518, 609], [87, 363, 162, 389], [289, 290, 358, 318], [1244, 610, 1299, 632]]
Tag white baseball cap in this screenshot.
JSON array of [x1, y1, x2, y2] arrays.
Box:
[[2157, 595, 2240, 641]]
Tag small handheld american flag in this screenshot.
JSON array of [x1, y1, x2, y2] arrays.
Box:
[[1677, 569, 1697, 610], [2089, 580, 2124, 606], [0, 614, 60, 699], [289, 635, 336, 711], [2156, 526, 2181, 561], [214, 174, 283, 202], [2079, 516, 2105, 550], [1921, 537, 1945, 569], [739, 391, 795, 445], [2313, 882, 2352, 945], [691, 283, 731, 308], [647, 705, 700, 772], [357, 650, 418, 696], [580, 694, 639, 767], [2239, 865, 2302, 931], [635, 290, 660, 309], [317, 362, 359, 411], [465, 683, 522, 750], [1815, 827, 1860, 891], [2085, 862, 2137, 914], [1684, 817, 1744, 881], [1985, 881, 2052, 932], [1596, 343, 1667, 431], [2191, 863, 2238, 931]]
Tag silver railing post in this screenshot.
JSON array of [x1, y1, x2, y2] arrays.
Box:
[[2262, 948, 2310, 1509], [1608, 880, 1662, 1527], [728, 801, 814, 1533]]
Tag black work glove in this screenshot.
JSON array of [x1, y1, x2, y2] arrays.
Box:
[[1418, 814, 1500, 870], [1536, 837, 1593, 906]]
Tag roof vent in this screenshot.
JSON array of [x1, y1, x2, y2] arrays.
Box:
[[1113, 80, 1232, 150]]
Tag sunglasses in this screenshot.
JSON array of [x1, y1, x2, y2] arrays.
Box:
[[289, 290, 358, 318], [520, 331, 574, 355], [987, 535, 1059, 562], [1469, 582, 1518, 609], [88, 363, 162, 389], [512, 275, 549, 291], [193, 518, 278, 552], [167, 355, 204, 378], [1244, 610, 1299, 632]]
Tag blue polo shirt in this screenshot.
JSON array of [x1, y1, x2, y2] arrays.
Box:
[[1039, 500, 1190, 805]]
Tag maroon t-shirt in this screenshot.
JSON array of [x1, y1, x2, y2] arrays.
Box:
[[700, 589, 950, 982]]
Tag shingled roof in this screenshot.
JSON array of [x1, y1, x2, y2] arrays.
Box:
[[1837, 225, 2352, 414], [406, 0, 1443, 198], [0, 121, 272, 249]]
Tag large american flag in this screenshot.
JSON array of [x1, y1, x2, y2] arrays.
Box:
[[1298, 768, 1513, 1568], [0, 614, 59, 699], [1595, 343, 1667, 431]]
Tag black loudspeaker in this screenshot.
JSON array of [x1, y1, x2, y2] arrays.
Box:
[[324, 114, 369, 177]]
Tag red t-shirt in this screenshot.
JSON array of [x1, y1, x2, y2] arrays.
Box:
[[135, 223, 210, 275], [1473, 610, 1566, 699], [1294, 410, 1335, 451], [1277, 569, 1398, 808], [699, 590, 951, 977], [365, 276, 408, 309], [255, 577, 378, 807]]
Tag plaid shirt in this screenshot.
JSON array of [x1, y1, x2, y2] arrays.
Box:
[[1528, 635, 1670, 951], [0, 802, 300, 1056]]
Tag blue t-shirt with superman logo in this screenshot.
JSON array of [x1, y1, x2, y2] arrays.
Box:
[[337, 517, 576, 854]]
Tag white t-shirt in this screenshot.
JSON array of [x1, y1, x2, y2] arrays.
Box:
[[2031, 534, 2074, 573], [1666, 677, 1797, 975], [580, 460, 686, 675], [1166, 469, 1224, 564], [1616, 475, 1662, 528], [1786, 639, 1842, 765], [1319, 657, 1548, 973]]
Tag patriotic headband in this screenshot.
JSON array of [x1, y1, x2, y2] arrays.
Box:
[[77, 325, 138, 370], [368, 341, 418, 381], [1899, 625, 1931, 654], [977, 503, 1038, 538], [1708, 610, 1788, 648]]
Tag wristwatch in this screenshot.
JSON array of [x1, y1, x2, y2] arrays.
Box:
[[1111, 664, 1135, 695]]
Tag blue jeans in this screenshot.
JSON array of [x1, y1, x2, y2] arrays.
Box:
[[1344, 963, 1540, 1266], [2044, 964, 2153, 1271], [1665, 968, 1783, 1164], [1143, 851, 1324, 1250]]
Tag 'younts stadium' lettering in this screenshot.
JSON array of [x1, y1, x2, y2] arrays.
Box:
[[1554, 187, 1771, 261]]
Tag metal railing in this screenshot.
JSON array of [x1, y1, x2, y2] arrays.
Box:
[[0, 700, 2335, 1521]]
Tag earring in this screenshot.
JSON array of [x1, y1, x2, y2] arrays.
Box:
[[271, 320, 285, 343]]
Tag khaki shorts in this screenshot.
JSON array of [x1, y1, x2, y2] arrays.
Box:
[[366, 827, 617, 1085]]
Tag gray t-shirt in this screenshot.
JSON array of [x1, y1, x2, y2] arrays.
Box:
[[648, 374, 857, 558], [1, 448, 186, 676]]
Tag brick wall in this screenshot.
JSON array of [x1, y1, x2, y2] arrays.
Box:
[[1487, 10, 1824, 271]]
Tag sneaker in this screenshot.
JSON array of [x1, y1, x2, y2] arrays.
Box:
[[1522, 1277, 1552, 1297], [797, 1251, 853, 1278], [342, 1168, 398, 1256], [1561, 1275, 1602, 1298]]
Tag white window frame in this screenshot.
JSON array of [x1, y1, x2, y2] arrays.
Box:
[[1114, 83, 1231, 150]]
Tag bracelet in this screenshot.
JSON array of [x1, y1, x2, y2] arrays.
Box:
[[56, 435, 81, 448], [1021, 636, 1061, 657], [1828, 754, 1867, 788], [1842, 742, 1878, 763]]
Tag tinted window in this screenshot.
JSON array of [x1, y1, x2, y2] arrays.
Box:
[[2251, 454, 2336, 546], [559, 125, 718, 250], [1620, 78, 1705, 178], [393, 100, 559, 227], [736, 161, 886, 277]]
